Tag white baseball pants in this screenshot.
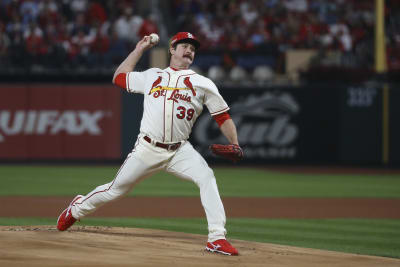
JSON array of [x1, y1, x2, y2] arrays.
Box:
[[71, 133, 227, 242]]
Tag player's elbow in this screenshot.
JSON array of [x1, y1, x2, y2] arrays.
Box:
[[112, 72, 119, 84], [113, 73, 127, 89], [213, 112, 231, 127]]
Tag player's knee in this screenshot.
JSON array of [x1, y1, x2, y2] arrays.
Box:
[[197, 168, 216, 186], [103, 181, 131, 200], [105, 187, 126, 201], [107, 173, 137, 199]]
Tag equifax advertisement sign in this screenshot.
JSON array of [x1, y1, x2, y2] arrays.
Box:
[[0, 85, 121, 159]]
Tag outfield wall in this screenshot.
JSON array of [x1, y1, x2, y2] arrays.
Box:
[[0, 83, 398, 166], [0, 84, 121, 160]]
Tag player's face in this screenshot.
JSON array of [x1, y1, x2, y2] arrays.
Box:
[[171, 43, 196, 66]]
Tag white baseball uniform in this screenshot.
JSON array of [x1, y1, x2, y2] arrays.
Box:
[[71, 67, 230, 242]]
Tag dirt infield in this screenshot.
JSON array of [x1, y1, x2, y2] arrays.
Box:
[[1, 226, 399, 267], [2, 168, 400, 267], [2, 196, 400, 218], [2, 196, 400, 266]]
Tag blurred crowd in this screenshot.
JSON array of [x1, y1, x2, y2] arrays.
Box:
[[0, 0, 160, 71], [1, 0, 400, 76], [173, 0, 400, 71]]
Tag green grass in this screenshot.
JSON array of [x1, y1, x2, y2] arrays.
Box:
[[1, 165, 400, 197], [1, 217, 399, 259], [1, 165, 400, 259]]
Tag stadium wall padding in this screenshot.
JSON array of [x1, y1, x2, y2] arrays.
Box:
[[0, 83, 398, 166], [0, 84, 121, 160]]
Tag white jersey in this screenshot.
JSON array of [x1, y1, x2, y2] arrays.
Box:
[[125, 67, 229, 143], [71, 68, 229, 243]]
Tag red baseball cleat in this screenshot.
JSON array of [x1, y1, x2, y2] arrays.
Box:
[[206, 239, 239, 256], [57, 195, 83, 231]]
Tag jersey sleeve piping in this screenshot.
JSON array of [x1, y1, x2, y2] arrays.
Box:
[[127, 72, 131, 92], [210, 107, 230, 116], [126, 72, 129, 89]]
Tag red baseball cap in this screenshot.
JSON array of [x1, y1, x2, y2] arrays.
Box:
[[170, 32, 200, 49]]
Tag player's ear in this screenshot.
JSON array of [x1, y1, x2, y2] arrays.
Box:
[[169, 46, 175, 55]]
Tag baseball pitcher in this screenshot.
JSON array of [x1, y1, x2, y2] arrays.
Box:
[[57, 32, 243, 256]]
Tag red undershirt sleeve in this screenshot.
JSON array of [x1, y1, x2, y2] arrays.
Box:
[[213, 112, 231, 127], [114, 73, 127, 89]]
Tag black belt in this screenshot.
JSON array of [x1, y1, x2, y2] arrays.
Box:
[[143, 136, 181, 151]]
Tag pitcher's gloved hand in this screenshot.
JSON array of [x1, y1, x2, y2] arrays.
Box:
[[209, 144, 244, 163]]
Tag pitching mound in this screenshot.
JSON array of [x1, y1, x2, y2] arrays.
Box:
[[1, 226, 399, 267]]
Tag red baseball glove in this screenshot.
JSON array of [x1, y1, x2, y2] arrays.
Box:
[[209, 144, 244, 163]]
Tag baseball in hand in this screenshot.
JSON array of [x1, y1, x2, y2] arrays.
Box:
[[150, 33, 160, 44]]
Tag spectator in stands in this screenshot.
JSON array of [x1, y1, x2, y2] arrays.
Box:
[[0, 0, 399, 77], [104, 28, 128, 68], [45, 22, 70, 68], [5, 12, 23, 39], [37, 0, 59, 29], [70, 0, 88, 14], [173, 0, 199, 33], [70, 12, 90, 36], [19, 0, 40, 26], [138, 12, 158, 39], [247, 20, 270, 49], [8, 31, 26, 69], [86, 0, 107, 25], [297, 13, 323, 49], [24, 22, 47, 68], [240, 1, 259, 26], [201, 19, 224, 49], [70, 28, 94, 68], [284, 0, 308, 13], [38, 0, 58, 16], [114, 7, 143, 43], [0, 22, 11, 65], [90, 22, 111, 68], [226, 32, 243, 51]]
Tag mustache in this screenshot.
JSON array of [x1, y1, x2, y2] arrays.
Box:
[[183, 54, 193, 60]]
